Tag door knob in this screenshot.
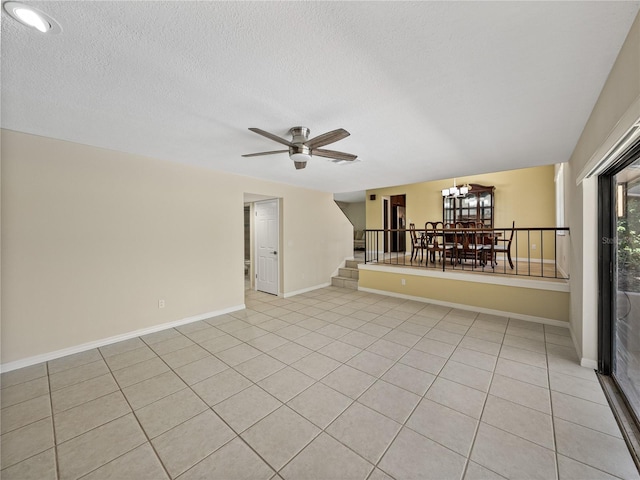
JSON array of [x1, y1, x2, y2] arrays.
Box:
[[273, 251, 278, 255]]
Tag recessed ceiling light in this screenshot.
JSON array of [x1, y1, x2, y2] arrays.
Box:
[[3, 2, 62, 34]]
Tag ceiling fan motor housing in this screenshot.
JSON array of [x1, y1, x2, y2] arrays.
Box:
[[289, 126, 310, 143], [289, 127, 311, 167]]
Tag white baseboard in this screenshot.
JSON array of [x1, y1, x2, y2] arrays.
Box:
[[0, 304, 245, 373], [569, 325, 583, 362], [580, 358, 598, 369], [283, 283, 331, 298], [568, 325, 598, 369], [513, 257, 558, 265], [357, 286, 569, 327]]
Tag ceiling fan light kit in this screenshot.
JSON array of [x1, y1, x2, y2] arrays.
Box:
[[243, 126, 357, 170]]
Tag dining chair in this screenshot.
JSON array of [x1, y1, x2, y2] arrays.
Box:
[[426, 221, 455, 264], [493, 221, 515, 269], [457, 223, 486, 267], [409, 223, 426, 262]]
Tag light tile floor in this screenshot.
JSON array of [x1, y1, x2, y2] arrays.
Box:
[[2, 286, 639, 479]]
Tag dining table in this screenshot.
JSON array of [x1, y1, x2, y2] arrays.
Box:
[[420, 225, 502, 266]]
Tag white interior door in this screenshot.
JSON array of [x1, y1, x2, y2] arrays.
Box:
[[255, 199, 279, 295]]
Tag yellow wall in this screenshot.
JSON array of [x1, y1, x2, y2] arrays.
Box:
[[360, 269, 569, 323], [1, 130, 353, 366], [365, 165, 558, 260], [365, 164, 556, 229]]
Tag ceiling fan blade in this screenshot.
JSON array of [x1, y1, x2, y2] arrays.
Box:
[[312, 148, 358, 161], [241, 150, 289, 157], [305, 128, 350, 149], [248, 128, 293, 147]]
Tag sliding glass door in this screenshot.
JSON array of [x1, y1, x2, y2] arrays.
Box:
[[613, 158, 640, 417], [600, 148, 640, 425]]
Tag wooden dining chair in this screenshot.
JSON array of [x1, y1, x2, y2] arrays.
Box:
[[493, 221, 515, 269], [425, 221, 455, 264], [457, 223, 487, 267], [409, 223, 426, 262]]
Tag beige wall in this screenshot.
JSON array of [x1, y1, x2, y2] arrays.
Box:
[[1, 130, 352, 366], [359, 269, 569, 323], [341, 201, 366, 231], [568, 13, 640, 365]]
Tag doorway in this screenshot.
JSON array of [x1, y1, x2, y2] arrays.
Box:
[[383, 197, 389, 253], [599, 141, 640, 443], [255, 199, 279, 295], [244, 205, 251, 289], [384, 195, 407, 252]]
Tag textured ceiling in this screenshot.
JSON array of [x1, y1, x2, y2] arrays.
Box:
[[2, 1, 639, 197]]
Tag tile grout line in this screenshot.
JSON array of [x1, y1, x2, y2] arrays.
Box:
[[545, 325, 561, 480], [274, 412, 371, 478], [123, 307, 544, 476], [95, 346, 174, 480], [149, 342, 284, 478], [0, 392, 55, 437], [469, 322, 578, 478], [316, 310, 464, 479], [16, 357, 128, 473], [459, 321, 508, 480], [550, 414, 632, 440], [3, 286, 581, 479], [496, 353, 597, 386], [363, 377, 427, 480], [207, 289, 387, 476], [252, 296, 406, 477], [151, 316, 347, 478], [125, 318, 292, 478], [370, 311, 498, 478], [46, 361, 61, 480]]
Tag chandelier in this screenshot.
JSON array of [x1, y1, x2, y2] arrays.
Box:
[[441, 179, 470, 198]]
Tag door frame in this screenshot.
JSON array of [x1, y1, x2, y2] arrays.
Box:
[[598, 141, 640, 374], [244, 204, 252, 286], [598, 173, 615, 375], [390, 194, 406, 253], [382, 196, 390, 253], [597, 142, 640, 468]]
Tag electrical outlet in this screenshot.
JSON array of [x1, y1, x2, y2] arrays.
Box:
[[532, 244, 537, 250], [401, 278, 406, 286], [158, 299, 165, 309]]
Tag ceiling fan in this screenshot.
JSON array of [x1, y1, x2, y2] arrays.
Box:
[[242, 126, 358, 170]]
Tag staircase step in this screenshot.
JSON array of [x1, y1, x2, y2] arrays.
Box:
[[339, 267, 360, 280], [345, 260, 359, 269], [331, 276, 358, 290]]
